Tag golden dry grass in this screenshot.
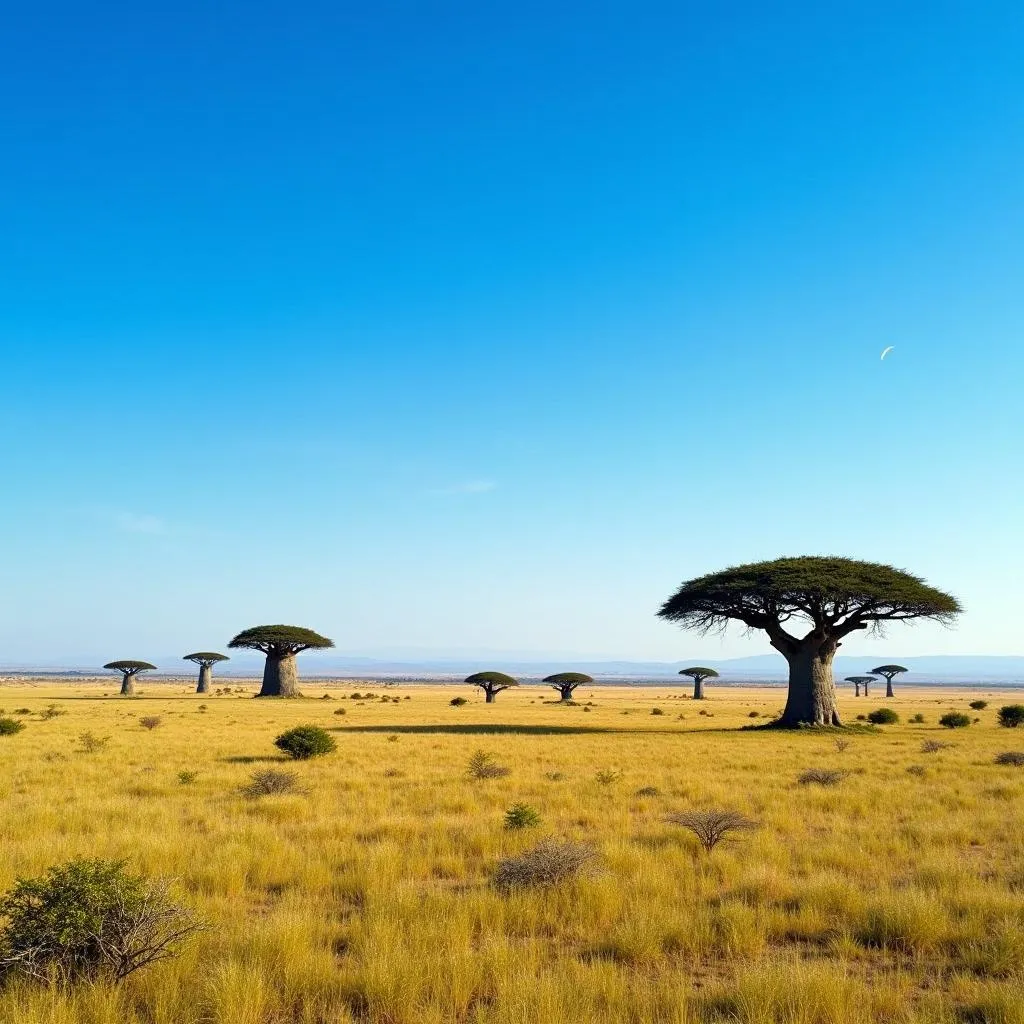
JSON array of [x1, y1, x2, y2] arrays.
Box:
[[0, 680, 1022, 1023]]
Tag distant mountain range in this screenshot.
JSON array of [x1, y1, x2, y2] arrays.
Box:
[[5, 653, 1024, 682]]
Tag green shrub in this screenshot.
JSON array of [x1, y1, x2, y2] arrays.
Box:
[[969, 700, 988, 711], [997, 705, 1024, 728], [466, 750, 510, 780], [450, 697, 468, 707], [0, 718, 25, 736], [651, 707, 664, 716], [77, 731, 109, 753], [333, 707, 346, 716], [909, 713, 925, 723], [0, 858, 200, 983], [274, 725, 336, 760], [177, 770, 198, 785], [867, 708, 899, 725], [594, 768, 622, 786], [748, 711, 760, 718], [939, 712, 971, 729], [503, 803, 541, 830]]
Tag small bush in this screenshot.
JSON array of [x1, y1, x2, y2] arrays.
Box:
[[666, 809, 758, 852], [651, 708, 664, 716], [939, 712, 971, 729], [0, 718, 25, 736], [798, 768, 846, 786], [906, 764, 926, 777], [449, 697, 468, 707], [855, 714, 867, 721], [493, 839, 597, 891], [921, 739, 951, 753], [544, 771, 566, 781], [333, 707, 346, 715], [139, 716, 162, 730], [39, 706, 66, 721], [748, 711, 760, 718], [274, 725, 336, 760], [635, 786, 661, 797], [594, 769, 622, 786], [386, 735, 399, 743], [969, 700, 988, 711], [14, 709, 30, 716], [78, 732, 109, 753], [0, 858, 200, 983], [867, 708, 899, 725], [994, 752, 1024, 767], [834, 739, 849, 753], [997, 705, 1024, 728], [177, 771, 198, 785], [243, 769, 301, 797], [909, 713, 925, 723], [504, 803, 541, 830], [466, 750, 510, 780]]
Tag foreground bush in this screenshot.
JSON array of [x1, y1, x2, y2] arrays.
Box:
[[243, 769, 301, 797], [798, 768, 846, 786], [997, 705, 1024, 728], [0, 718, 25, 737], [493, 839, 597, 891], [994, 751, 1024, 766], [969, 700, 988, 711], [0, 859, 200, 984], [867, 708, 899, 725], [939, 712, 971, 729], [503, 803, 541, 830], [274, 725, 336, 760], [666, 809, 758, 852]]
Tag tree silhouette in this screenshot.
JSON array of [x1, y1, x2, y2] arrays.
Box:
[[678, 666, 719, 700], [845, 675, 876, 697], [103, 661, 156, 696], [465, 671, 519, 704], [657, 557, 960, 727], [183, 652, 229, 694], [870, 664, 908, 698], [543, 672, 593, 702], [228, 626, 334, 697]]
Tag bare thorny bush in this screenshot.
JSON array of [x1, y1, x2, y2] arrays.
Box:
[[665, 810, 759, 853], [242, 769, 302, 797], [493, 839, 598, 891]]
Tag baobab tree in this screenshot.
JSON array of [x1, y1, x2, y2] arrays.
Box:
[[544, 672, 592, 702], [103, 660, 156, 696], [846, 675, 876, 697], [871, 664, 908, 698], [465, 671, 519, 703], [657, 557, 960, 727], [227, 625, 334, 697], [679, 666, 719, 700], [183, 652, 229, 694]]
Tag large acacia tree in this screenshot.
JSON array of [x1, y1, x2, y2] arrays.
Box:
[[845, 675, 876, 697], [104, 660, 156, 696], [657, 557, 960, 727], [183, 652, 229, 694], [228, 625, 334, 697], [465, 671, 519, 704], [871, 664, 908, 698], [543, 672, 593, 702], [679, 666, 719, 700]]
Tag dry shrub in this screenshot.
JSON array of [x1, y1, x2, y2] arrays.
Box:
[[466, 750, 510, 780], [242, 769, 301, 798], [798, 768, 846, 786], [994, 751, 1024, 767], [139, 716, 162, 730], [493, 839, 597, 891], [921, 739, 951, 753], [666, 809, 758, 852]]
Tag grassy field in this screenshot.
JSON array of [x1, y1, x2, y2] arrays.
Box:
[[0, 680, 1022, 1024]]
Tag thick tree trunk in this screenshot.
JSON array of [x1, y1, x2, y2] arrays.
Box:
[[693, 677, 705, 700], [886, 679, 894, 698], [120, 672, 135, 696], [778, 640, 842, 726], [854, 682, 860, 697], [558, 685, 575, 702], [484, 688, 496, 703], [258, 651, 300, 697], [864, 681, 870, 696], [196, 664, 212, 694]]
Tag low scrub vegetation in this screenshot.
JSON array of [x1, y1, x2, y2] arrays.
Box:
[[665, 809, 758, 852], [867, 707, 898, 725], [503, 803, 541, 830], [997, 704, 1024, 728], [242, 769, 301, 797], [798, 768, 846, 786], [993, 751, 1024, 766], [273, 725, 336, 759], [0, 717, 25, 736], [939, 712, 972, 729], [493, 839, 597, 891], [466, 750, 510, 780]]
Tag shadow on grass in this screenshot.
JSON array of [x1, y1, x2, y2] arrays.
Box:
[[222, 755, 288, 764], [332, 723, 883, 738]]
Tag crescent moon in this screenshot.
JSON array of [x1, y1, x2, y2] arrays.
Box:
[[880, 346, 894, 360]]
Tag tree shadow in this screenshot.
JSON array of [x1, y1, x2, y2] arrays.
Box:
[[221, 755, 288, 763], [334, 723, 678, 736]]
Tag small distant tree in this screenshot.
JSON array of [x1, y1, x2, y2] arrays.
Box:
[[997, 705, 1024, 728], [846, 675, 876, 698], [543, 672, 592, 702], [678, 666, 719, 700], [103, 661, 156, 696], [871, 664, 908, 698], [227, 625, 334, 697], [465, 671, 519, 704], [183, 652, 229, 694]]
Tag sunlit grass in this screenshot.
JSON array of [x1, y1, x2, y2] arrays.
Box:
[[0, 681, 1021, 1022]]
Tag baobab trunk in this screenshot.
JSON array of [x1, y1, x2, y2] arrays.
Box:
[[886, 679, 894, 698], [854, 681, 860, 697], [557, 686, 575, 702], [196, 664, 212, 694], [259, 652, 300, 697], [485, 688, 496, 703], [120, 673, 136, 696], [778, 641, 842, 726], [693, 677, 705, 700]]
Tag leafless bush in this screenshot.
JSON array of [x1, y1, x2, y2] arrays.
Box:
[[798, 768, 846, 786], [665, 809, 758, 852], [139, 716, 162, 730], [493, 839, 597, 891], [466, 750, 510, 780], [994, 751, 1024, 767], [78, 732, 110, 754], [635, 786, 661, 797], [242, 769, 301, 797], [906, 764, 926, 777], [834, 739, 849, 753], [921, 739, 952, 754], [594, 768, 622, 786]]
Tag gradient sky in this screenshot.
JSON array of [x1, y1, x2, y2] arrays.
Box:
[[1, 1, 1022, 665]]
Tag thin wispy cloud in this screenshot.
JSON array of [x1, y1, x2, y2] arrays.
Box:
[[111, 511, 168, 535], [430, 480, 497, 495]]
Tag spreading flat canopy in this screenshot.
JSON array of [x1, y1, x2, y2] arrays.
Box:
[[103, 661, 156, 673], [542, 673, 594, 685], [183, 652, 229, 664], [871, 664, 908, 676], [845, 676, 877, 684], [658, 557, 961, 645], [679, 666, 719, 680], [228, 626, 334, 655], [465, 671, 518, 689]]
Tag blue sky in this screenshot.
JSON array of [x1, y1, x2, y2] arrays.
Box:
[[1, 1, 1022, 665]]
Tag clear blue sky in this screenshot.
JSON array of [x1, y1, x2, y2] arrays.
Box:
[[1, 1, 1022, 665]]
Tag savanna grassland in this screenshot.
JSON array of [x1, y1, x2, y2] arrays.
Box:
[[1, 681, 1023, 1024]]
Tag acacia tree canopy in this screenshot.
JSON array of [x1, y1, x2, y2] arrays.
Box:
[[870, 664, 909, 678], [465, 671, 518, 690], [542, 673, 593, 686], [227, 626, 334, 656], [845, 676, 877, 684], [103, 661, 156, 674], [183, 652, 229, 666], [679, 667, 719, 681]]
